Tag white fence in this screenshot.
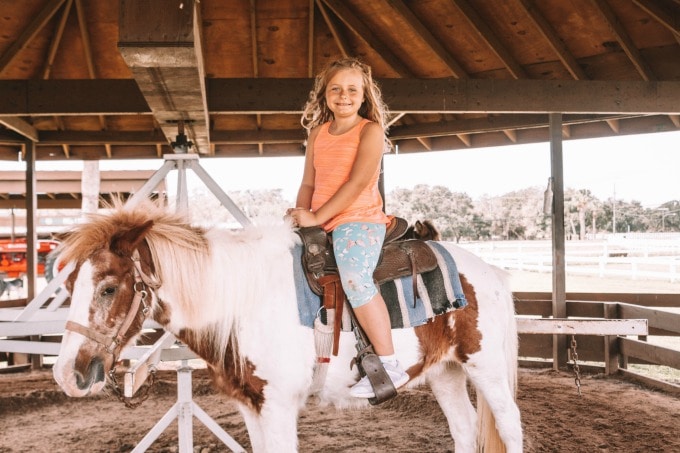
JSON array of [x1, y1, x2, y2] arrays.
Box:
[[459, 234, 680, 283]]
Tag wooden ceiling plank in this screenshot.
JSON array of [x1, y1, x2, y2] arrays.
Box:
[[320, 0, 414, 76], [0, 0, 67, 76], [632, 0, 680, 36], [0, 117, 39, 142], [61, 144, 70, 159], [451, 0, 528, 79], [517, 0, 587, 80], [386, 0, 468, 79], [592, 0, 656, 81], [316, 0, 351, 57]]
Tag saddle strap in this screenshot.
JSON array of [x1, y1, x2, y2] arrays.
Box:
[[318, 274, 344, 356]]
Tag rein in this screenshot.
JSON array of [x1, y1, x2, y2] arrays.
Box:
[[64, 249, 162, 407]]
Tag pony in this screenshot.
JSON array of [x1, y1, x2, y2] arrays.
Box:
[[404, 219, 442, 241], [52, 200, 522, 452]]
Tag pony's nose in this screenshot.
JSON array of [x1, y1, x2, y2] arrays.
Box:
[[75, 357, 105, 390]]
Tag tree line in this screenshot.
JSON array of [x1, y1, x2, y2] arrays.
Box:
[[161, 185, 680, 243], [387, 184, 679, 242]]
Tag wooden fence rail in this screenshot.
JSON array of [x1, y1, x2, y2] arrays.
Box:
[[515, 293, 680, 394]]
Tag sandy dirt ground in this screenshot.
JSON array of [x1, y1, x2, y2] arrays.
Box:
[[1, 366, 679, 453]]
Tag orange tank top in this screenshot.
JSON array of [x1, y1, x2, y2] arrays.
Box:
[[311, 119, 389, 232]]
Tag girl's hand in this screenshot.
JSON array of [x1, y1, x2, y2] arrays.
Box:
[[286, 207, 318, 227]]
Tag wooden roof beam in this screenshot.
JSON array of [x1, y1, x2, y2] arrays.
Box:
[[386, 0, 468, 79], [0, 0, 66, 76], [592, 0, 656, 81], [518, 0, 587, 80], [3, 79, 680, 115], [450, 0, 528, 79], [320, 0, 414, 76], [0, 117, 39, 142], [118, 0, 210, 154]]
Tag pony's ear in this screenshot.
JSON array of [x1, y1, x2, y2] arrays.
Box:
[[109, 220, 154, 256]]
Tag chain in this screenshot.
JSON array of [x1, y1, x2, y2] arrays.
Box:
[[107, 366, 157, 409], [570, 335, 582, 397]]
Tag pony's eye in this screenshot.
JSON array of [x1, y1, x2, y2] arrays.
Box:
[[101, 286, 116, 297]]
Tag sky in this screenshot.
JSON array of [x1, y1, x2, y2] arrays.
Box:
[[4, 129, 679, 209]]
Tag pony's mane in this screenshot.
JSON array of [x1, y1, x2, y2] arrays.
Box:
[[58, 199, 206, 265]]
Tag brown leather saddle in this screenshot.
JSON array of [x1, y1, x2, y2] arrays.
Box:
[[296, 216, 438, 356]]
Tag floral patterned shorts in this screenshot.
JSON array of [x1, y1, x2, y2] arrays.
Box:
[[331, 222, 386, 308]]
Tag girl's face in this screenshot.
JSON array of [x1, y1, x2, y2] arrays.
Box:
[[325, 68, 365, 118]]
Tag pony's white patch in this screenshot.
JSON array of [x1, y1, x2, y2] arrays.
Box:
[[53, 260, 95, 393]]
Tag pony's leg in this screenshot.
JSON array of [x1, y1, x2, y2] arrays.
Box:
[[464, 361, 523, 453], [238, 404, 265, 453], [428, 361, 477, 453], [238, 399, 301, 453]]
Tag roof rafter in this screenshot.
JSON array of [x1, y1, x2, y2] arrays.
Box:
[[386, 0, 468, 78], [320, 0, 414, 76], [450, 0, 528, 79], [592, 0, 656, 81], [517, 0, 587, 80], [316, 0, 351, 57], [0, 0, 67, 76], [632, 0, 680, 36]]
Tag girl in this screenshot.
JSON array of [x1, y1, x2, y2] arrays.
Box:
[[287, 58, 408, 398]]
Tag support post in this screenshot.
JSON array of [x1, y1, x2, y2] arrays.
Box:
[[549, 113, 568, 369], [603, 303, 620, 375], [24, 139, 42, 369]]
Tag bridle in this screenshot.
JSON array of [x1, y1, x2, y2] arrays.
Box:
[[65, 249, 161, 360]]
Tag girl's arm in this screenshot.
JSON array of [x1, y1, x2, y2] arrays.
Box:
[[294, 127, 320, 210], [297, 122, 384, 227]]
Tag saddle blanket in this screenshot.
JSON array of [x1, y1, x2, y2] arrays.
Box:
[[293, 241, 467, 330]]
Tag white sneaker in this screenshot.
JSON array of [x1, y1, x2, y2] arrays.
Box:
[[349, 360, 409, 398]]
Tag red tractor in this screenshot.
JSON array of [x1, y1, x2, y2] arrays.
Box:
[[0, 238, 60, 280]]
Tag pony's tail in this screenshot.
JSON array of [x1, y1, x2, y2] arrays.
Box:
[[477, 290, 519, 452]]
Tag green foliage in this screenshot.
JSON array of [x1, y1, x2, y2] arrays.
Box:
[[184, 185, 679, 241]]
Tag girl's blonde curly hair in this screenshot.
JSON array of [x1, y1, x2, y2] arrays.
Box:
[[301, 58, 390, 142]]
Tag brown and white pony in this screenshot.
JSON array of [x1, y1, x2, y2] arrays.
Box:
[[52, 201, 522, 452]]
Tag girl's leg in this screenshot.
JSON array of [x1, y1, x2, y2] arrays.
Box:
[[353, 292, 393, 355]]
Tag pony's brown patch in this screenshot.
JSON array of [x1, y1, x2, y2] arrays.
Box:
[[178, 327, 267, 412], [408, 273, 481, 379]]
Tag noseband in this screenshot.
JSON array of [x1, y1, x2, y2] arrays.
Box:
[[65, 249, 161, 359]]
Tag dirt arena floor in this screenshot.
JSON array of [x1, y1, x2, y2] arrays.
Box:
[[1, 366, 678, 452]]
